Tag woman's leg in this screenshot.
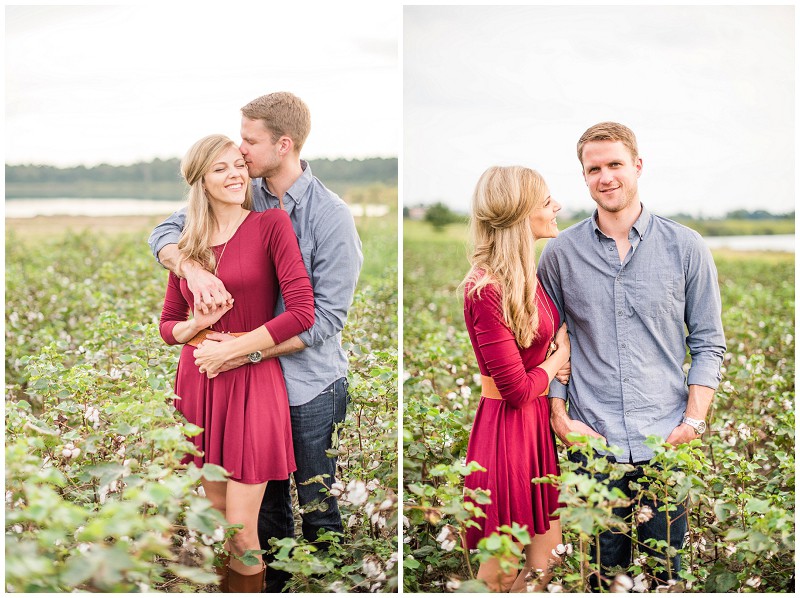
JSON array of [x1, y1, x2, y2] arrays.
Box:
[[477, 552, 522, 592], [522, 519, 563, 591], [202, 479, 230, 590], [202, 479, 228, 517], [226, 480, 269, 576]]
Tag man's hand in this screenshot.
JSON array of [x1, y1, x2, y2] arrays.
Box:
[[549, 399, 606, 447], [184, 263, 233, 316], [665, 423, 700, 446], [551, 415, 606, 447], [197, 332, 250, 377]]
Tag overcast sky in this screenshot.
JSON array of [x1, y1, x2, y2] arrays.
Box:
[[5, 4, 399, 167], [404, 5, 794, 217]]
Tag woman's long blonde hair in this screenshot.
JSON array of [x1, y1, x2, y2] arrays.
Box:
[[177, 135, 253, 272], [463, 165, 548, 348]]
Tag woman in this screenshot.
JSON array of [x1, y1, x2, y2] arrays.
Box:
[[461, 165, 569, 592], [159, 135, 314, 592]]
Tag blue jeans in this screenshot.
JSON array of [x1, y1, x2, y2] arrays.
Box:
[[568, 452, 687, 588], [258, 377, 349, 590]]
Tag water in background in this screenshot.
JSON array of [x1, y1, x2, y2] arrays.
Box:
[[5, 198, 390, 219], [6, 198, 185, 218]]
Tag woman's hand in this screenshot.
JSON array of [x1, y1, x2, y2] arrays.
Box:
[[554, 323, 570, 360], [191, 303, 232, 331], [555, 359, 571, 385], [193, 339, 233, 378]]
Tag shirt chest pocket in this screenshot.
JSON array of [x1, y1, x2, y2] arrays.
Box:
[[633, 272, 677, 318]]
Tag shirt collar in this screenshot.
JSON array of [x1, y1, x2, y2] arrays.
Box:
[[258, 159, 313, 206], [591, 203, 652, 241]]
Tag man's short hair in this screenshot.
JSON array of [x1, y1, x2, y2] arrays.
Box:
[[241, 92, 311, 152], [577, 122, 639, 165]]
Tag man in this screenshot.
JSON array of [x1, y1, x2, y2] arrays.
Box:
[[538, 122, 725, 587], [148, 92, 363, 592]]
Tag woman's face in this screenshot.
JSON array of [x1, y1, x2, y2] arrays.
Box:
[[528, 190, 561, 239], [203, 145, 249, 207]]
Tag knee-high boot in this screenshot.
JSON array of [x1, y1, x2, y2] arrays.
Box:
[[226, 561, 266, 593], [214, 553, 230, 592]]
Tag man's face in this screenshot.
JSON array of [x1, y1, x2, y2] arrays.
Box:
[[239, 116, 282, 179], [581, 140, 642, 214]]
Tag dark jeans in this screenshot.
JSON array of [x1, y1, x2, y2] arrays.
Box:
[[568, 451, 687, 589], [258, 377, 349, 592]]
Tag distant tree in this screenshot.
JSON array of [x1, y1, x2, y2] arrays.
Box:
[[425, 202, 463, 231], [402, 206, 409, 218]]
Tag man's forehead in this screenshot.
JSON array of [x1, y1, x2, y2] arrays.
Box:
[[241, 117, 271, 134]]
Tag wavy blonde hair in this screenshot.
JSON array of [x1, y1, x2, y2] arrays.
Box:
[[177, 134, 253, 272], [463, 165, 548, 348]]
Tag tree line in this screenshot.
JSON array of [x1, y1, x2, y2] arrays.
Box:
[[5, 157, 397, 200]]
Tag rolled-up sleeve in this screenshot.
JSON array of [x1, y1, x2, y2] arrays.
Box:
[[684, 236, 726, 388], [148, 208, 187, 262], [297, 202, 363, 348]]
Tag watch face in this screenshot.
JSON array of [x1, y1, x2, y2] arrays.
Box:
[[248, 351, 261, 363], [696, 421, 707, 433]]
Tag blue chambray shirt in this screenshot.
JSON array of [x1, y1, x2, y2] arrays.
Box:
[[538, 205, 726, 462], [148, 160, 363, 406]]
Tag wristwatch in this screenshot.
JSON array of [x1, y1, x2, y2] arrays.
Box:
[[682, 415, 707, 435], [247, 351, 263, 364]]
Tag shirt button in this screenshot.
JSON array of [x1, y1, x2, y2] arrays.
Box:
[[617, 310, 623, 315], [621, 343, 626, 348], [623, 378, 629, 382]]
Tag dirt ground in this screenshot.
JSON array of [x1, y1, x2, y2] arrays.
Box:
[[5, 214, 173, 237]]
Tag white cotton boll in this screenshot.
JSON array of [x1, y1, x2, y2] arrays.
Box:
[[380, 499, 393, 511], [632, 573, 648, 592], [460, 386, 472, 399], [455, 378, 464, 386], [436, 527, 450, 543], [330, 482, 345, 497], [346, 480, 369, 506]]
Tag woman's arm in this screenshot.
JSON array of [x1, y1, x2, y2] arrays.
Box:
[[469, 285, 569, 409], [193, 211, 315, 374], [159, 272, 232, 344]]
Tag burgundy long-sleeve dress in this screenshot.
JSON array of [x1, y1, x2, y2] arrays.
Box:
[[159, 210, 314, 484], [463, 274, 561, 550]]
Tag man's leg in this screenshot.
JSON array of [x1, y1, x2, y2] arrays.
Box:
[[258, 479, 293, 592], [568, 452, 633, 591], [637, 492, 688, 582], [291, 377, 349, 543]]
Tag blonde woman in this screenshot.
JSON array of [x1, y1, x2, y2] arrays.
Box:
[[159, 135, 314, 592], [462, 166, 569, 592]]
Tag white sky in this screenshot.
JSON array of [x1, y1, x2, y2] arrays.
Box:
[[5, 4, 400, 167], [404, 5, 795, 217]]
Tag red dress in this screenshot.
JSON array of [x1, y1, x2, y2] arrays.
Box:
[[159, 210, 314, 484], [463, 275, 561, 550]]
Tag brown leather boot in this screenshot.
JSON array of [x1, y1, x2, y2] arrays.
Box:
[[226, 562, 265, 593], [214, 553, 230, 592]]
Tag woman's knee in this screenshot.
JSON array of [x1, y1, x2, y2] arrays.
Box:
[[228, 523, 260, 555]]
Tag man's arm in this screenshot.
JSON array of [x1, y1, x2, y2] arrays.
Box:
[[666, 234, 726, 445], [665, 384, 714, 445], [201, 333, 306, 374], [538, 242, 568, 401], [297, 202, 363, 348], [148, 208, 232, 313]]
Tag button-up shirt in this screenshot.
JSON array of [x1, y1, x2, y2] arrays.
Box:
[[149, 160, 363, 406], [538, 205, 726, 462]]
